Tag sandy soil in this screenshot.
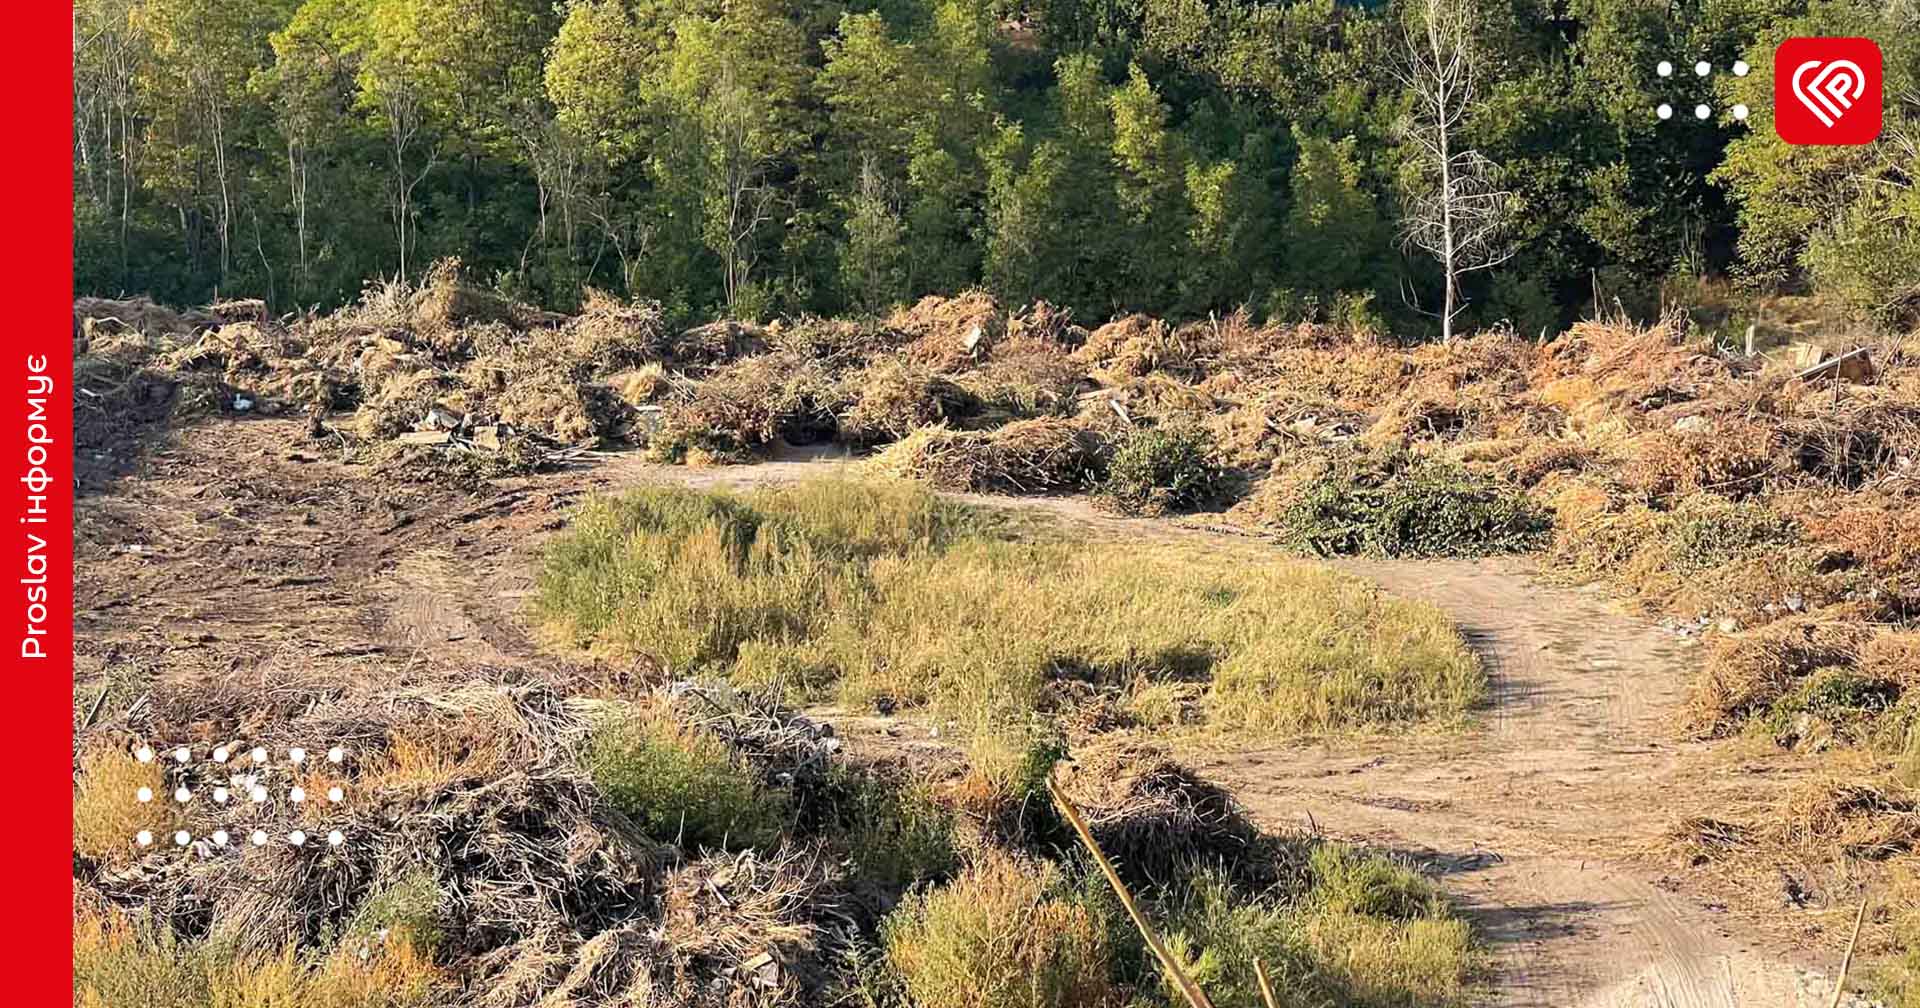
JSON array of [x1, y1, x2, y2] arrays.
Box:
[[75, 421, 1871, 1006]]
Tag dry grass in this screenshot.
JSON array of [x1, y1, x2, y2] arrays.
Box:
[[1054, 739, 1261, 888], [538, 479, 1481, 776], [883, 853, 1123, 1008], [75, 907, 444, 1008], [870, 417, 1109, 493], [74, 743, 183, 867], [839, 358, 975, 445], [1690, 616, 1879, 735]]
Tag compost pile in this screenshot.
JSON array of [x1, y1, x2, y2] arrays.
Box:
[[73, 261, 689, 477], [74, 680, 866, 1008]]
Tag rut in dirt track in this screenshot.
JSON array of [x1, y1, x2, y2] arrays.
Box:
[[603, 454, 1846, 1008]]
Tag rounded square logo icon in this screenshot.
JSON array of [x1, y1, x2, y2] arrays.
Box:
[[1774, 37, 1882, 145]]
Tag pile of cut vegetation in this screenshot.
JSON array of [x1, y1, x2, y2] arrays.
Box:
[[590, 294, 1918, 979], [74, 667, 1472, 1007], [73, 260, 721, 479]]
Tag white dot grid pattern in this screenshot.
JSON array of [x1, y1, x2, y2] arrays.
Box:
[[126, 742, 354, 853], [134, 743, 348, 766], [1654, 57, 1751, 126]]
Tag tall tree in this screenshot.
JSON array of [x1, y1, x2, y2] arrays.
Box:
[[1396, 0, 1514, 342]]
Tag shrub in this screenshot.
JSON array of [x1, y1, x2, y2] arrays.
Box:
[[344, 871, 445, 956], [827, 769, 958, 887], [586, 709, 786, 850], [1277, 451, 1550, 558], [1102, 426, 1228, 515], [883, 855, 1121, 1008], [74, 744, 181, 866], [1666, 496, 1798, 573]]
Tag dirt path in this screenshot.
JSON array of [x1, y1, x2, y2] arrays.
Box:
[[76, 425, 1848, 1007], [1188, 556, 1837, 1008]]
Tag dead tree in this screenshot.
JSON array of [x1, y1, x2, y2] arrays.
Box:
[[1396, 0, 1514, 343]]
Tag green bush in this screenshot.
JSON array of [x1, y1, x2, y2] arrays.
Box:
[[1666, 495, 1798, 573], [1279, 452, 1549, 558], [1102, 426, 1227, 515], [586, 710, 787, 850], [883, 856, 1121, 1008], [828, 769, 958, 887], [344, 872, 445, 955]]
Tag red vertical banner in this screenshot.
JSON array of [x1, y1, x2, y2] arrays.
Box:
[[3, 3, 75, 1001]]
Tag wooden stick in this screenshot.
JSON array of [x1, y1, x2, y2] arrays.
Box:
[[80, 686, 108, 729], [1046, 772, 1215, 1008], [1826, 894, 1869, 1008], [1254, 959, 1280, 1008], [1794, 345, 1871, 382]]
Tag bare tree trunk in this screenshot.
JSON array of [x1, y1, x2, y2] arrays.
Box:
[[287, 135, 309, 295], [209, 96, 232, 281], [1397, 0, 1514, 343]]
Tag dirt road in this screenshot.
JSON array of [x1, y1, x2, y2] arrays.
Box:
[[75, 424, 1853, 1006], [1192, 556, 1840, 1008]]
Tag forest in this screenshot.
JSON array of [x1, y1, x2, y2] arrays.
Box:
[[72, 0, 1919, 335]]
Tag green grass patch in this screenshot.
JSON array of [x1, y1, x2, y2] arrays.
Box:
[[75, 910, 442, 1008], [876, 844, 1471, 1008], [1156, 855, 1471, 1008], [586, 707, 788, 849], [882, 855, 1123, 1008], [539, 479, 1482, 757]]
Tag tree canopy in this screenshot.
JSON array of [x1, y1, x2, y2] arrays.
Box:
[[72, 0, 1920, 332]]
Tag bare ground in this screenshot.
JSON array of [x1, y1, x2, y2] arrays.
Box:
[[76, 421, 1867, 1006]]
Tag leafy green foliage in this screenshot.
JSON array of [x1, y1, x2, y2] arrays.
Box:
[[1102, 425, 1227, 515], [1667, 497, 1798, 573], [74, 0, 1918, 327], [1279, 452, 1550, 558], [825, 769, 958, 887], [587, 710, 787, 849]]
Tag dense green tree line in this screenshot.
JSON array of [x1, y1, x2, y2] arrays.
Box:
[[73, 0, 1918, 332]]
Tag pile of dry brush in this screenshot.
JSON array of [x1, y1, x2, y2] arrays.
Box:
[[74, 680, 876, 1007], [74, 260, 694, 478], [73, 670, 1292, 1007]]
